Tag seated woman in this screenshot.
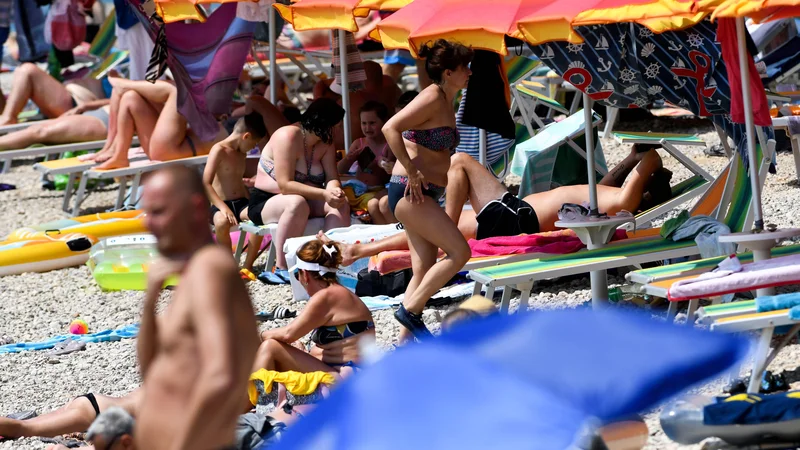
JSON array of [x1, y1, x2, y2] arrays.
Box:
[[83, 79, 227, 170], [0, 63, 116, 126], [248, 98, 349, 283], [337, 101, 396, 224], [255, 239, 374, 377]]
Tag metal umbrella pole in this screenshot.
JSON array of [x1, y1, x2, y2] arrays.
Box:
[[338, 29, 351, 150], [268, 7, 278, 105]]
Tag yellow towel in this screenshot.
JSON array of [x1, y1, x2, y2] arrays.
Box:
[[248, 369, 336, 406]]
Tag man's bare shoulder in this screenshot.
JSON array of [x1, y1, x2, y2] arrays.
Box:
[[185, 246, 240, 282]]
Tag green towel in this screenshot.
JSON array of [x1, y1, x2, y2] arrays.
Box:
[[660, 210, 690, 239]]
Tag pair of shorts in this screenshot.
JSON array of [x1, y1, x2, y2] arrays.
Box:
[[384, 49, 415, 66], [247, 188, 277, 226], [475, 192, 540, 240], [210, 197, 249, 224], [387, 175, 445, 215]]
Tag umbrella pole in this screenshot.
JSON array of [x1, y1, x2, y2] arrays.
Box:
[[479, 128, 486, 166], [583, 94, 599, 216], [268, 7, 278, 105], [736, 17, 764, 231], [339, 29, 352, 151]]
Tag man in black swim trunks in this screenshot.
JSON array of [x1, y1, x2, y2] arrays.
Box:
[[321, 145, 670, 266]]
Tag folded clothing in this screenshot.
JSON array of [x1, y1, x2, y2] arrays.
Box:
[[0, 324, 139, 354], [248, 369, 336, 407], [756, 292, 800, 313]]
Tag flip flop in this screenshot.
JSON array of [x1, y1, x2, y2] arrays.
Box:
[[47, 338, 86, 356], [240, 268, 257, 282], [255, 306, 297, 322]]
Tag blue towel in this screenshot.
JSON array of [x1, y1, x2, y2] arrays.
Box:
[[756, 293, 800, 313], [0, 324, 139, 354], [342, 179, 369, 197], [789, 305, 800, 321]]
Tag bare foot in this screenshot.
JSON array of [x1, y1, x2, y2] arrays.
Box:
[[0, 115, 18, 127], [95, 155, 130, 170], [77, 153, 96, 162], [316, 231, 358, 266]]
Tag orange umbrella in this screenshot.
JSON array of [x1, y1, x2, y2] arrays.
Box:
[[154, 0, 247, 23], [274, 0, 412, 32], [369, 0, 714, 56], [711, 0, 800, 22]]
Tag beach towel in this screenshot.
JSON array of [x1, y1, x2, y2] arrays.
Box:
[[330, 30, 365, 93], [343, 185, 383, 212], [462, 50, 514, 139], [469, 229, 628, 257], [0, 324, 139, 354], [128, 0, 257, 141], [756, 292, 800, 313], [13, 0, 49, 62], [668, 253, 800, 301]]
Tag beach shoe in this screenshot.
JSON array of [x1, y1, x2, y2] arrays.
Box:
[[258, 268, 290, 285], [394, 305, 433, 340], [0, 334, 14, 346], [255, 306, 297, 322], [48, 337, 86, 356], [240, 268, 257, 282]]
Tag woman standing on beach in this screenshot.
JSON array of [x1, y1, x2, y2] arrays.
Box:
[[383, 39, 473, 341]]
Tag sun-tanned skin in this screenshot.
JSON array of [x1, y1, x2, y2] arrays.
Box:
[[136, 167, 259, 450], [0, 63, 113, 126], [0, 105, 110, 150], [90, 79, 226, 170], [322, 148, 663, 266]]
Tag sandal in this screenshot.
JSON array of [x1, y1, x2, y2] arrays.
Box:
[[48, 338, 86, 356], [255, 306, 296, 322], [394, 305, 433, 340]]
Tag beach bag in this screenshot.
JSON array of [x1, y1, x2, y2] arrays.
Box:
[[44, 0, 86, 51]]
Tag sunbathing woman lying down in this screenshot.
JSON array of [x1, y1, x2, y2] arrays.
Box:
[[323, 145, 671, 266]]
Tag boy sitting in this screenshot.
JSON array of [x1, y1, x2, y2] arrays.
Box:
[[203, 112, 268, 274], [337, 101, 396, 224]]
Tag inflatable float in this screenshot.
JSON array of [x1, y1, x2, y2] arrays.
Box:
[[87, 234, 177, 291], [0, 234, 97, 276], [3, 210, 146, 243]]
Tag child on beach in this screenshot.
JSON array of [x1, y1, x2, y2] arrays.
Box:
[[337, 101, 396, 224], [203, 112, 268, 273]]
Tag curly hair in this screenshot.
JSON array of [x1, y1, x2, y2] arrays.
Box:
[[300, 98, 345, 145]]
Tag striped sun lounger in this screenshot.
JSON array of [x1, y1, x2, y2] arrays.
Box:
[[468, 139, 773, 314]]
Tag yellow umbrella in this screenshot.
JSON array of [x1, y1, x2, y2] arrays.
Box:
[[273, 0, 412, 32], [711, 0, 800, 22], [153, 0, 247, 23]]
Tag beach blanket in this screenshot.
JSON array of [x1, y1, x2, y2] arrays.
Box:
[[668, 254, 800, 301], [0, 324, 139, 354], [127, 0, 256, 142], [529, 20, 773, 169]]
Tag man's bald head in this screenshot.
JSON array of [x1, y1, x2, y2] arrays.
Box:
[[141, 166, 211, 256]]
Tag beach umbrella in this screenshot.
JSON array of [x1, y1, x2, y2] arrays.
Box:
[[271, 0, 412, 150], [268, 308, 749, 450], [153, 0, 247, 23], [712, 0, 800, 22]]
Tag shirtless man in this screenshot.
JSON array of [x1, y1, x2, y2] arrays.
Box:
[[91, 79, 227, 170], [137, 166, 259, 450], [324, 146, 669, 265], [203, 112, 267, 272]]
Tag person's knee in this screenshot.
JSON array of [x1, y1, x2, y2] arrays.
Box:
[[450, 151, 473, 168], [30, 124, 54, 141], [449, 239, 471, 267], [367, 198, 380, 213], [256, 338, 283, 361], [284, 195, 311, 217], [212, 213, 230, 233], [17, 62, 39, 77]]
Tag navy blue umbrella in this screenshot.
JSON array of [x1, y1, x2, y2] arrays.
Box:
[[269, 309, 749, 450]]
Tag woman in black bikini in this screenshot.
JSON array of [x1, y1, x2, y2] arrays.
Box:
[[255, 239, 375, 378], [383, 40, 473, 342], [248, 98, 349, 280]]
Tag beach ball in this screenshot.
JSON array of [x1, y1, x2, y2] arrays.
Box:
[[69, 319, 88, 335]]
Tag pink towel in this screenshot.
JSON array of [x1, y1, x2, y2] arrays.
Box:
[[368, 229, 629, 274], [468, 229, 629, 257]]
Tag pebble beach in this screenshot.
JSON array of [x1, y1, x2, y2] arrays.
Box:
[[2, 71, 800, 447]]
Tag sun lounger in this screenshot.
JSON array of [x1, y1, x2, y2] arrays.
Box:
[[467, 140, 773, 313], [771, 116, 800, 182], [511, 82, 569, 137], [704, 292, 800, 393], [69, 155, 208, 216], [0, 139, 110, 173], [33, 145, 145, 213]]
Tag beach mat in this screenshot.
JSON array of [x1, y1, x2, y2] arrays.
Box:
[[0, 324, 139, 354]]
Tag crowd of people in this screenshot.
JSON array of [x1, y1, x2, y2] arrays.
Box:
[[0, 28, 679, 447]]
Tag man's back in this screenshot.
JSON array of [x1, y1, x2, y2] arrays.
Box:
[[136, 246, 259, 450]]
